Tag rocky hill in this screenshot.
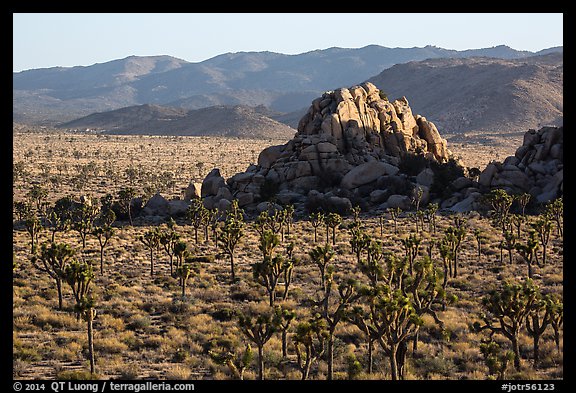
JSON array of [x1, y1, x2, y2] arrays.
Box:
[[367, 52, 563, 134], [58, 104, 297, 139], [197, 82, 460, 214], [13, 45, 562, 125]]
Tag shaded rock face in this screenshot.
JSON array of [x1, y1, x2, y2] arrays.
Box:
[[202, 83, 458, 214], [478, 126, 563, 203]]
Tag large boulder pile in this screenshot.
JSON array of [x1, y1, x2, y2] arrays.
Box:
[[201, 82, 459, 215], [478, 126, 563, 203]]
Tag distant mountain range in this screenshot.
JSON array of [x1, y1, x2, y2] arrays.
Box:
[[59, 104, 297, 139], [13, 44, 562, 126], [367, 52, 563, 134]]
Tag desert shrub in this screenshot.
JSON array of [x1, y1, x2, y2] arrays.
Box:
[[95, 337, 129, 354], [14, 346, 42, 361], [430, 158, 465, 198], [127, 316, 152, 331], [317, 170, 343, 191], [259, 179, 280, 202], [118, 365, 139, 379], [165, 364, 191, 379], [56, 370, 100, 380], [211, 308, 236, 322], [413, 356, 458, 378], [399, 153, 430, 176]]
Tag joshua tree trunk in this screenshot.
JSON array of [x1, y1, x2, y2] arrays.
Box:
[[257, 345, 264, 380], [100, 248, 104, 275], [87, 311, 95, 374], [389, 344, 399, 381], [327, 334, 334, 380], [229, 253, 236, 282], [56, 278, 63, 310], [282, 330, 288, 358], [512, 335, 521, 370], [150, 249, 154, 276], [367, 339, 373, 374]]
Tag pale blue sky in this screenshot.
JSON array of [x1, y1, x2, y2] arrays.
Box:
[[13, 13, 563, 72]]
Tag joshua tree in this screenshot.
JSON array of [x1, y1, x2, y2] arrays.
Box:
[[173, 240, 190, 274], [525, 293, 552, 368], [217, 210, 245, 283], [515, 231, 539, 279], [472, 279, 540, 370], [401, 233, 421, 276], [308, 243, 335, 291], [503, 231, 516, 265], [325, 212, 342, 245], [252, 231, 285, 306], [411, 186, 424, 212], [358, 239, 385, 286], [315, 270, 361, 380], [31, 242, 75, 310], [407, 256, 447, 352], [473, 228, 484, 262], [444, 224, 467, 278], [349, 225, 371, 265], [274, 305, 296, 359], [362, 284, 423, 380], [425, 203, 439, 234], [284, 204, 295, 236], [484, 189, 514, 232], [281, 243, 295, 301], [63, 260, 96, 374], [516, 193, 531, 216], [510, 214, 526, 239], [208, 343, 253, 380], [545, 198, 563, 238], [139, 228, 162, 276], [388, 207, 401, 234], [531, 215, 552, 267], [344, 305, 377, 374], [236, 307, 280, 380], [117, 187, 137, 226], [72, 198, 100, 250], [93, 223, 115, 275], [160, 223, 180, 277], [293, 316, 328, 380], [46, 196, 75, 243], [176, 263, 193, 297], [207, 208, 222, 247], [187, 198, 209, 244], [24, 211, 43, 254], [351, 205, 361, 223], [309, 212, 324, 243], [480, 340, 515, 380], [27, 184, 49, 215], [547, 295, 563, 353], [438, 239, 454, 298]]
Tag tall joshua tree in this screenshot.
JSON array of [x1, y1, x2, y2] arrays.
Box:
[[217, 201, 245, 282], [63, 260, 97, 374], [309, 212, 324, 243], [160, 222, 180, 277], [472, 279, 540, 370], [237, 307, 279, 380], [139, 228, 162, 276], [252, 231, 284, 306], [531, 215, 552, 267], [31, 242, 75, 310], [308, 243, 335, 291], [293, 316, 328, 380], [117, 187, 137, 226], [325, 213, 342, 245]]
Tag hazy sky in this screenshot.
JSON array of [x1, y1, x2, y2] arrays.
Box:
[[13, 13, 563, 72]]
